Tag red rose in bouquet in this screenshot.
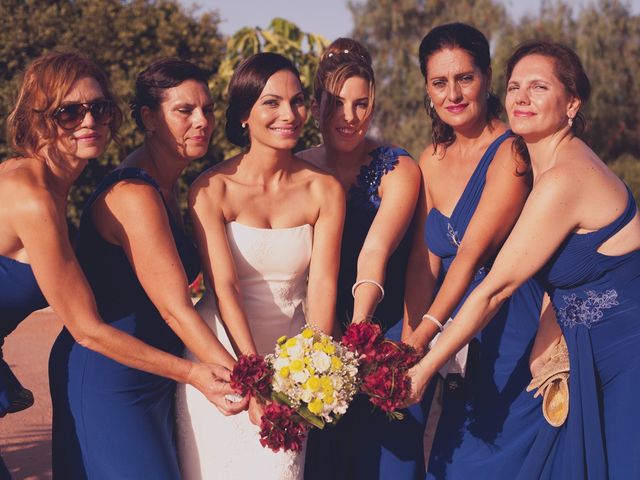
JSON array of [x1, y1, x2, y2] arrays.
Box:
[[259, 403, 309, 452], [342, 322, 421, 419], [230, 354, 272, 398]]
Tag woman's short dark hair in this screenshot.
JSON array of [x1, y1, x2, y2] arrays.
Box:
[[506, 40, 591, 136], [418, 23, 502, 150], [225, 53, 301, 148], [130, 58, 209, 131]]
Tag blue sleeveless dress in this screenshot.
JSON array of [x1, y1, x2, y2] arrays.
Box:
[[306, 146, 427, 480], [0, 256, 47, 479], [49, 168, 200, 479], [424, 131, 546, 479], [520, 186, 640, 479]]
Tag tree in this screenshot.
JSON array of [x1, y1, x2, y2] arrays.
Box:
[[349, 0, 510, 157], [0, 0, 225, 225]]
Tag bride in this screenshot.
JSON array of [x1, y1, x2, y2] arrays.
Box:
[[175, 52, 345, 479]]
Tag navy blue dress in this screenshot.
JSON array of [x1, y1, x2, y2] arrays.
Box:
[[520, 186, 640, 479], [0, 256, 47, 479], [306, 146, 427, 480], [424, 131, 546, 479], [49, 168, 200, 479]]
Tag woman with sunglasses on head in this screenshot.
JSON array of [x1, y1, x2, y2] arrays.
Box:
[[174, 52, 344, 480], [48, 57, 247, 479], [300, 38, 422, 479], [401, 24, 547, 478], [407, 40, 640, 479]]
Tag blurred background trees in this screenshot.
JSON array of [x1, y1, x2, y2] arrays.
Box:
[[1, 0, 638, 227]]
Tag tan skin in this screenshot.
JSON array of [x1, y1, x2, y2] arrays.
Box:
[[300, 75, 420, 328], [0, 76, 243, 414], [402, 47, 538, 354], [89, 78, 247, 415], [189, 69, 345, 424], [405, 53, 640, 405]]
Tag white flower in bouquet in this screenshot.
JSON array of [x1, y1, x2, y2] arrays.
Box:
[[265, 326, 360, 426]]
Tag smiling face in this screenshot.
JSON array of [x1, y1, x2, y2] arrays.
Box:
[[425, 47, 489, 131], [145, 79, 214, 161], [244, 69, 307, 151], [506, 54, 580, 142], [317, 75, 372, 153], [55, 76, 111, 162]]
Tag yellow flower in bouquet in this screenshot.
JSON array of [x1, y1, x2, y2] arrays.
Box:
[[268, 326, 360, 427]]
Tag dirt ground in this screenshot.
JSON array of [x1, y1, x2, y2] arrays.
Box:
[[0, 309, 60, 480]]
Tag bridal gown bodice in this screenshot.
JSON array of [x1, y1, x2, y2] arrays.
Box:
[[176, 221, 313, 480]]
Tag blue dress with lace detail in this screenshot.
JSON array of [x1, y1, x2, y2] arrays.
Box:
[[305, 145, 425, 480], [49, 168, 200, 480], [424, 130, 546, 479], [520, 185, 640, 479]]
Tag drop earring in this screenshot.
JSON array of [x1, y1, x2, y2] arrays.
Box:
[[568, 117, 574, 128], [241, 122, 247, 129]]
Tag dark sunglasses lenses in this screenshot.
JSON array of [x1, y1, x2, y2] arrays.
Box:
[[53, 101, 113, 128]]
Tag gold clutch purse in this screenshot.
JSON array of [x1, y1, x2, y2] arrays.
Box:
[[526, 336, 570, 427]]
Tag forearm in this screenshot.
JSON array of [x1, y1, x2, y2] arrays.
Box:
[[415, 283, 506, 381], [306, 280, 337, 335], [160, 303, 236, 369], [402, 262, 436, 342], [215, 285, 258, 356], [351, 247, 389, 323]]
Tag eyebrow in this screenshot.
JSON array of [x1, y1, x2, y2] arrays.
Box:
[[428, 70, 475, 81], [259, 92, 304, 100], [60, 96, 106, 105]]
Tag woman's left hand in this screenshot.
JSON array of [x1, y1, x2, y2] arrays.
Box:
[[403, 363, 431, 407]]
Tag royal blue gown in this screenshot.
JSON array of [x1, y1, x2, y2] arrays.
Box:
[[49, 168, 200, 479], [519, 185, 640, 479], [0, 256, 47, 479], [305, 146, 428, 480], [424, 131, 546, 479]]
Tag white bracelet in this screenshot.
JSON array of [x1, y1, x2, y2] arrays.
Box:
[[422, 313, 444, 332], [351, 279, 385, 304]]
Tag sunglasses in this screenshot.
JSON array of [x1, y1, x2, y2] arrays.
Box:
[[52, 100, 114, 130]]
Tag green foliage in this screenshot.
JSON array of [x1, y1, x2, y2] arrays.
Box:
[[0, 0, 225, 225], [209, 18, 329, 158]]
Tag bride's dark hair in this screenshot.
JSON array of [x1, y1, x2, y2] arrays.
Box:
[[226, 53, 302, 148]]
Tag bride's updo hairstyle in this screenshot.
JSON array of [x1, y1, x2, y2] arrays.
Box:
[[226, 52, 302, 148], [418, 23, 502, 151], [314, 37, 375, 127]]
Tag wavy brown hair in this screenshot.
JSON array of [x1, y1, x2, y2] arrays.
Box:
[[314, 37, 375, 127], [6, 51, 122, 160]]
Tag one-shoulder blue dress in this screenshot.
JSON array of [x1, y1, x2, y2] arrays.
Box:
[[424, 131, 546, 479], [520, 185, 640, 479], [49, 168, 200, 479], [0, 256, 47, 479], [306, 146, 427, 480]]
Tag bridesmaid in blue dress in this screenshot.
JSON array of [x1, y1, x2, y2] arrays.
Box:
[[402, 23, 546, 479], [49, 58, 246, 479], [407, 40, 640, 479], [301, 38, 422, 479]]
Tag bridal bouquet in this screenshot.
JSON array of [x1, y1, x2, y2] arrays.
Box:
[[231, 326, 360, 452], [342, 322, 422, 419]]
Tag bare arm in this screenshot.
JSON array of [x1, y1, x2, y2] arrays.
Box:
[[402, 148, 440, 342], [351, 155, 420, 324], [189, 175, 258, 357], [13, 186, 237, 410], [92, 180, 237, 370], [408, 139, 532, 349], [407, 169, 580, 402], [306, 175, 345, 334]]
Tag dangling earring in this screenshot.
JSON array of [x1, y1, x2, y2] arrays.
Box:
[[241, 122, 247, 129], [567, 117, 574, 128], [314, 119, 320, 128], [429, 99, 434, 109]]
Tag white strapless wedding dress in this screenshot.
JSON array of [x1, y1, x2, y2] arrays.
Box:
[[176, 222, 313, 480]]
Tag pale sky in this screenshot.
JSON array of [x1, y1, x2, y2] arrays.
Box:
[[184, 0, 640, 40]]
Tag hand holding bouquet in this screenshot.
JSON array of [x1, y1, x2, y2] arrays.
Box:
[[342, 322, 422, 419], [231, 326, 359, 452]]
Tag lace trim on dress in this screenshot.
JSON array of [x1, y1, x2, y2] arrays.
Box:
[[557, 289, 619, 328], [348, 146, 405, 211]]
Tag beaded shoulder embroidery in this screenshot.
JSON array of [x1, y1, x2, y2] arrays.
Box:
[[556, 289, 619, 328], [348, 146, 410, 211]]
